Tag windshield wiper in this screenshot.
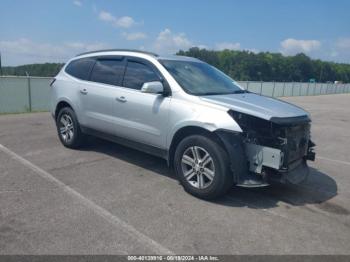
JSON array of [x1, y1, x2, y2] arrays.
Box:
[[232, 89, 249, 94], [199, 92, 227, 96], [199, 90, 249, 96]]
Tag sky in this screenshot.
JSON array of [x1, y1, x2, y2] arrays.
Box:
[[0, 0, 349, 66]]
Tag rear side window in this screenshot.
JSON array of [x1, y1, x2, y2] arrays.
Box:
[[65, 58, 95, 80], [90, 59, 125, 86], [123, 61, 159, 90]]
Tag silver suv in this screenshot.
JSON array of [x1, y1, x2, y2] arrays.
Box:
[[51, 49, 316, 199]]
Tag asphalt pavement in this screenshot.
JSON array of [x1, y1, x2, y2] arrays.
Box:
[[0, 94, 350, 254]]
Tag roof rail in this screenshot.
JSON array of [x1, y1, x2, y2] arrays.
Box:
[[76, 49, 159, 57]]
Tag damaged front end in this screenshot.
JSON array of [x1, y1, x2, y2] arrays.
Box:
[[217, 110, 316, 187]]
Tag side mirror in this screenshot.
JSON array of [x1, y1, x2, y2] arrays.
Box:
[[141, 81, 164, 94]]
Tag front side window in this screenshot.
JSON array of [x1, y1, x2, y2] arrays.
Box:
[[90, 59, 125, 86], [65, 58, 95, 80], [123, 61, 159, 90], [160, 60, 244, 95]]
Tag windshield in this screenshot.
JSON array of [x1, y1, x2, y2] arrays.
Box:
[[160, 60, 245, 95]]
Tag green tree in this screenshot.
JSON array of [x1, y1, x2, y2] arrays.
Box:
[[177, 48, 350, 83]]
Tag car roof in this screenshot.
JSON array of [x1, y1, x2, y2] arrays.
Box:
[[76, 49, 158, 57], [157, 55, 202, 62], [74, 49, 202, 63]]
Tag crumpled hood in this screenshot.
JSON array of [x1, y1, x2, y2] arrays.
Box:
[[200, 93, 309, 121]]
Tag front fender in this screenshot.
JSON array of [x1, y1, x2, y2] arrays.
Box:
[[166, 110, 242, 149]]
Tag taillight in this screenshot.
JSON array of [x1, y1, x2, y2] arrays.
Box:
[[50, 78, 56, 87]]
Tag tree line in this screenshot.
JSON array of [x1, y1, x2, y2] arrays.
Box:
[[1, 48, 350, 83], [177, 48, 350, 83], [1, 63, 64, 77]]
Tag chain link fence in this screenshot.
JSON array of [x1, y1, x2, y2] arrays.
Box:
[[0, 76, 349, 114]]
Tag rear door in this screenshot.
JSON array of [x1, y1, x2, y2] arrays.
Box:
[[112, 57, 171, 149], [64, 57, 95, 124], [78, 56, 126, 134]]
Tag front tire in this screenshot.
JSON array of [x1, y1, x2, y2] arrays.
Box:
[[56, 107, 84, 149], [174, 134, 233, 200]]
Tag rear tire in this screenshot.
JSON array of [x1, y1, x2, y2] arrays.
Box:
[[56, 107, 84, 149], [174, 134, 233, 200]]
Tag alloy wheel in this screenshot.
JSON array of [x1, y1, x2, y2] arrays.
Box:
[[58, 114, 74, 143], [181, 146, 215, 189]]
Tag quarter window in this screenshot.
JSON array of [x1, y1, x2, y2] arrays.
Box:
[[123, 61, 159, 90], [65, 58, 95, 80], [90, 59, 125, 86]]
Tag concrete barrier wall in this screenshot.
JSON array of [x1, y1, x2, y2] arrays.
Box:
[[0, 76, 349, 113]]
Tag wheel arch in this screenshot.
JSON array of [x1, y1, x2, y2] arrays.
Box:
[[167, 125, 250, 185], [167, 125, 227, 167], [54, 99, 75, 121]]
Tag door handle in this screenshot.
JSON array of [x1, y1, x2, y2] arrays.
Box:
[[116, 96, 127, 103], [80, 89, 88, 95]]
